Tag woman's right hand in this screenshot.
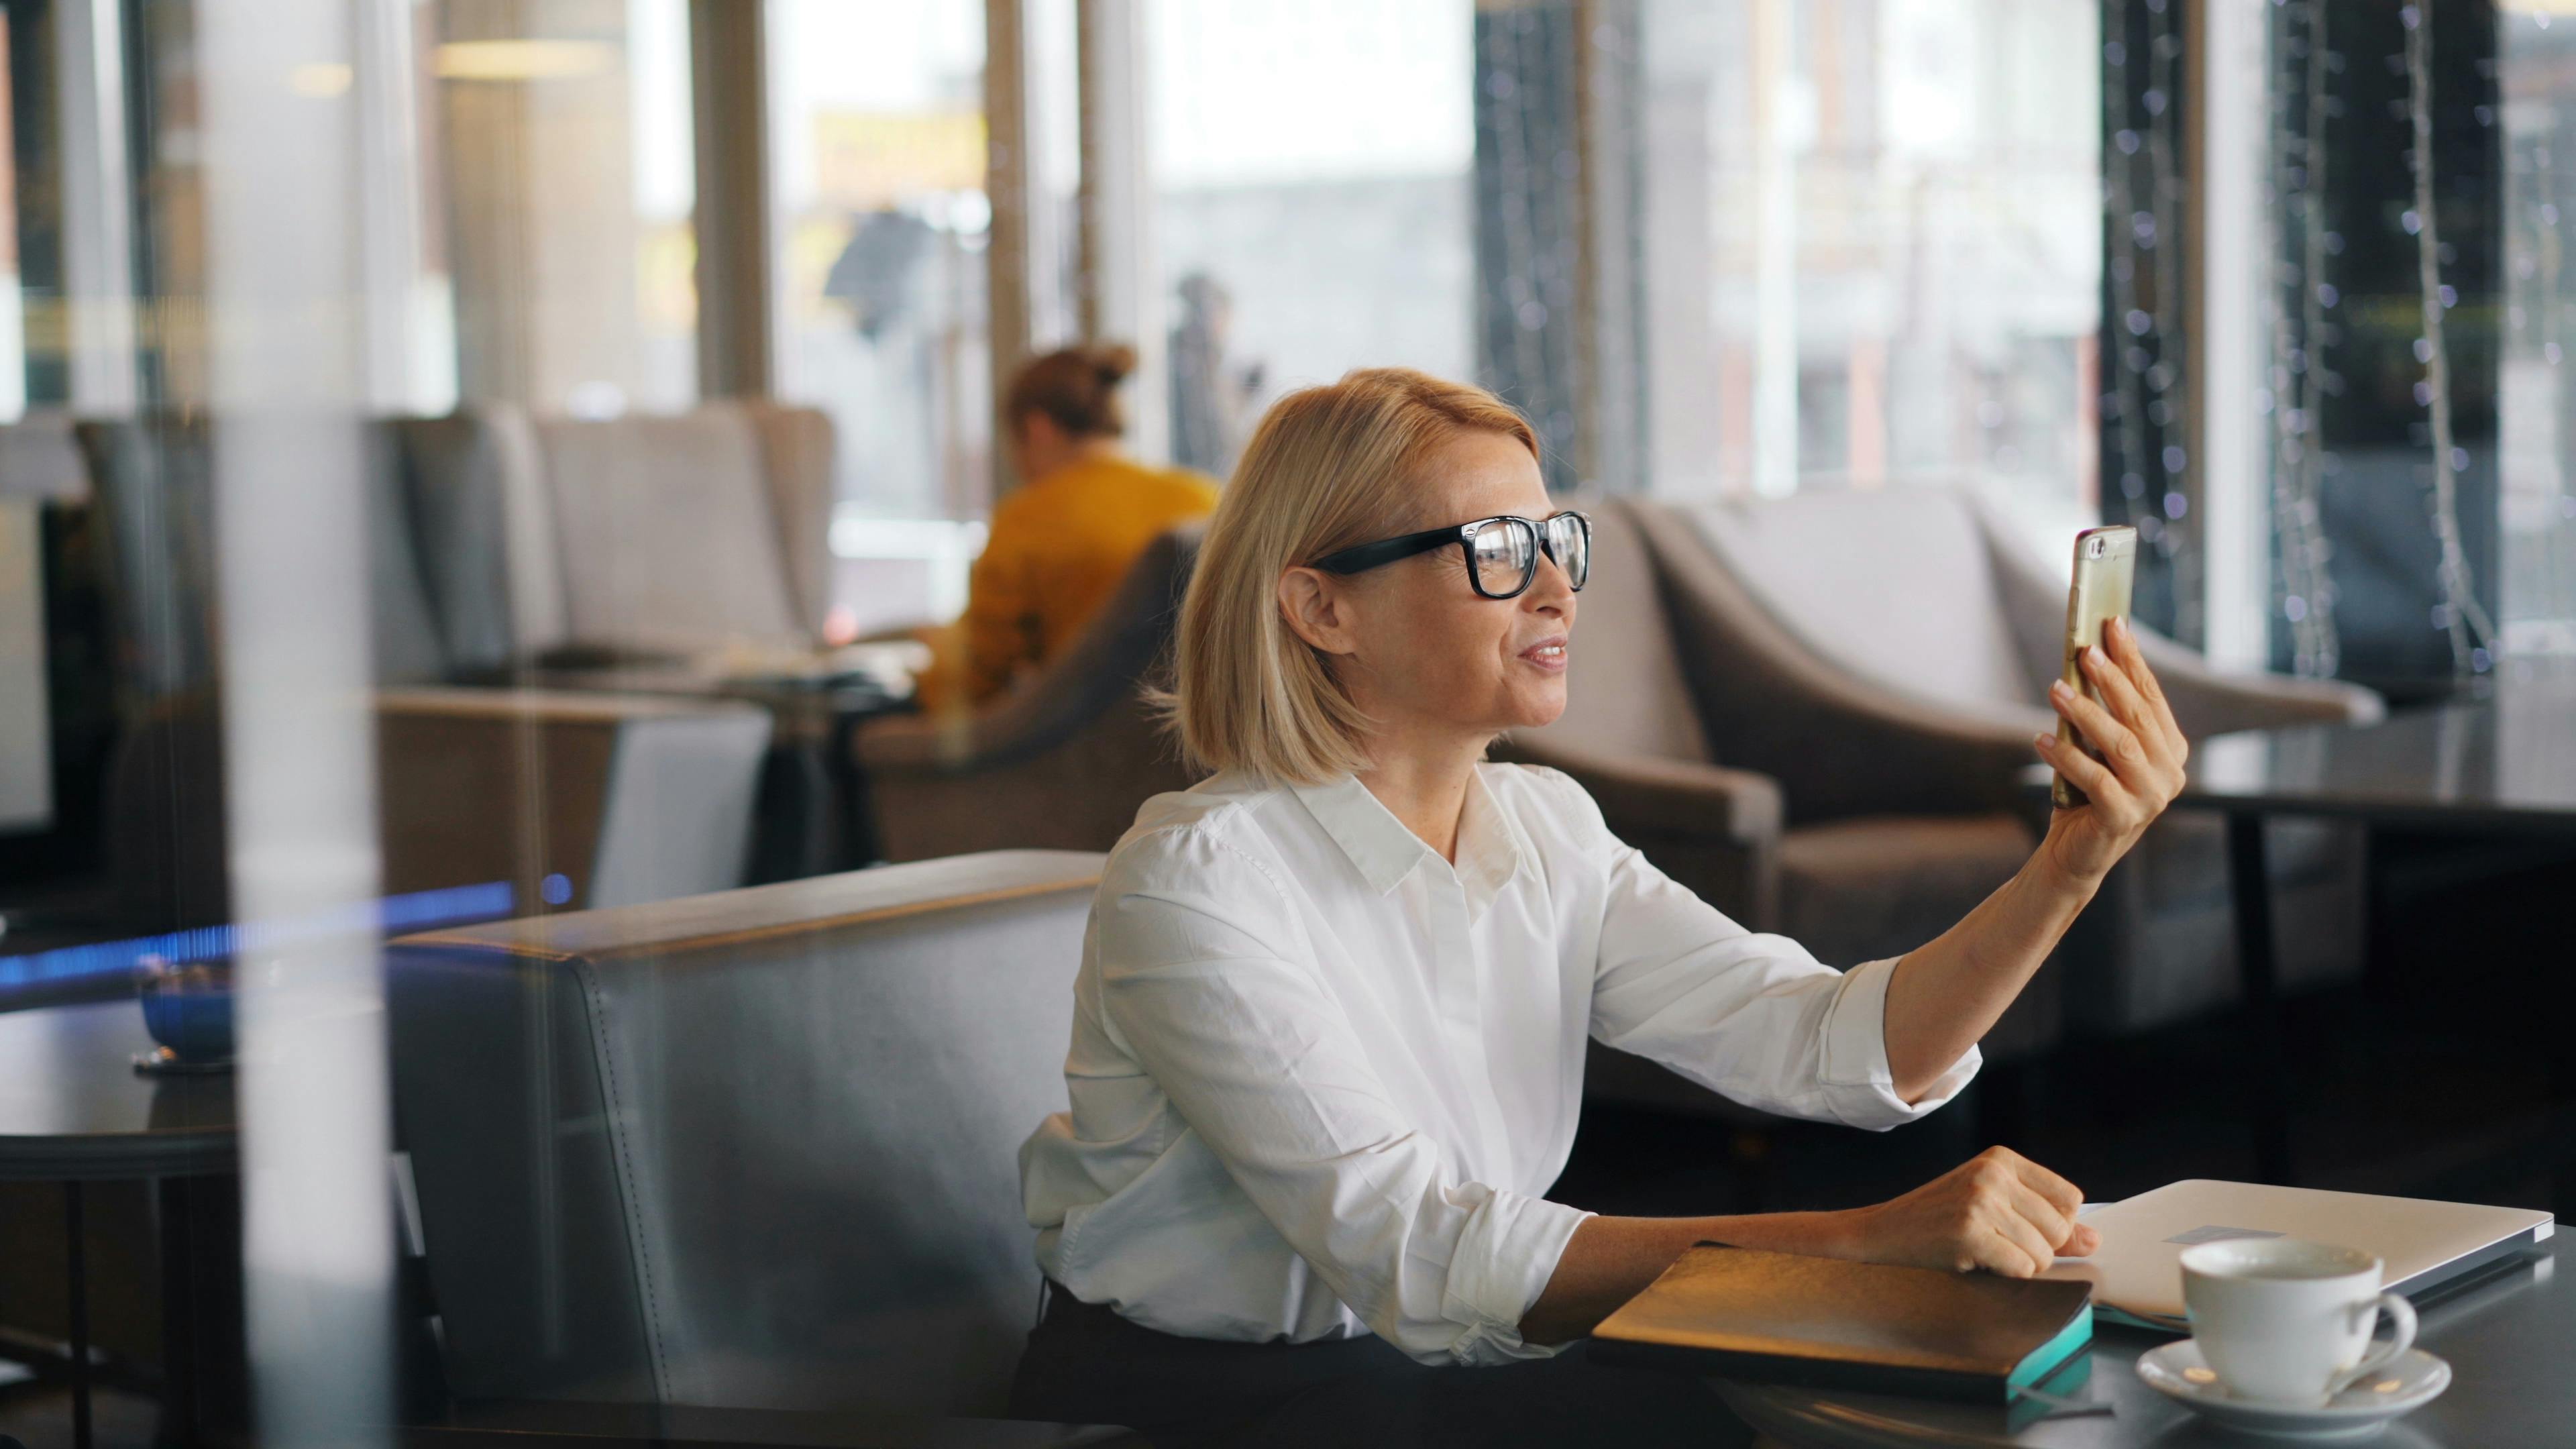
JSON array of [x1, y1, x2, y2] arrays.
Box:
[[1835, 1146, 2100, 1278]]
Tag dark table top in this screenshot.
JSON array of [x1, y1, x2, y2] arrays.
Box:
[[2182, 682, 2576, 830], [1722, 1239, 2567, 1447], [0, 998, 236, 1181], [2019, 680, 2576, 832]]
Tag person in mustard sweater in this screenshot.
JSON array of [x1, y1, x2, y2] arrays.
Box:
[[922, 343, 1221, 708]]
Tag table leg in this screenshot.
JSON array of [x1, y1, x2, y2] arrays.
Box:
[[156, 1177, 200, 1449], [64, 1181, 91, 1449], [2226, 812, 2294, 1185]]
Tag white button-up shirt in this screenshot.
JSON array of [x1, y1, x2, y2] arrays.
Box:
[[1019, 764, 1978, 1367]]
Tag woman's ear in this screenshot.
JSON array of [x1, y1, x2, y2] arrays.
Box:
[[1277, 566, 1354, 657]]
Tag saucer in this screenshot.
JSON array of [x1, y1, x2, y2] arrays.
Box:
[[2136, 1340, 2450, 1440]]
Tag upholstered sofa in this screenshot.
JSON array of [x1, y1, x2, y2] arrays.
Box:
[[384, 851, 1107, 1418]]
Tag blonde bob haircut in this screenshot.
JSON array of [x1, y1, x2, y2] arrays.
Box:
[[1170, 367, 1540, 784]]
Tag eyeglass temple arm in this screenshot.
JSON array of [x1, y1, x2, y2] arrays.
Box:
[[1311, 527, 1463, 575]]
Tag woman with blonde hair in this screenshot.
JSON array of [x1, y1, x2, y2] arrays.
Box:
[[1015, 369, 2187, 1444]]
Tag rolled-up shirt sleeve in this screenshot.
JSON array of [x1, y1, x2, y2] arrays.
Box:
[[1580, 804, 1978, 1130], [1093, 831, 1593, 1366]]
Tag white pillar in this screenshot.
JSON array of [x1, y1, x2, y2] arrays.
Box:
[[1077, 0, 1168, 464], [53, 0, 138, 411], [2196, 0, 2269, 669]]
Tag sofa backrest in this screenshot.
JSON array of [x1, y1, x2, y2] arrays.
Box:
[[740, 400, 839, 641], [535, 407, 808, 655], [384, 851, 1105, 1415], [1686, 488, 2036, 712], [398, 407, 568, 671], [1513, 498, 1712, 766], [76, 414, 449, 706]]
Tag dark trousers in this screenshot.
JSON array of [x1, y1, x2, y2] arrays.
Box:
[[1009, 1283, 1754, 1449]]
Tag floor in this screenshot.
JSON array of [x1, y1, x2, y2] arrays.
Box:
[[0, 1383, 160, 1449]]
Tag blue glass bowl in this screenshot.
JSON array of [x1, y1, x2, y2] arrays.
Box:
[[137, 957, 235, 1064]]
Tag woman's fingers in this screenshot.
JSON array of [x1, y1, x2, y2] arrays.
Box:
[[2035, 729, 2122, 805], [1976, 1215, 2054, 1279], [2106, 618, 2189, 762], [2003, 1175, 2078, 1256], [2047, 686, 2149, 799], [2080, 645, 2177, 770]]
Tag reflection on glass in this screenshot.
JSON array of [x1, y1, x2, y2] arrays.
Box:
[[1640, 0, 2100, 540]]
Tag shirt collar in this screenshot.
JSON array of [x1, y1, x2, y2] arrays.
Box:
[[1289, 774, 1428, 895], [1452, 771, 1527, 920], [1288, 769, 1527, 918]]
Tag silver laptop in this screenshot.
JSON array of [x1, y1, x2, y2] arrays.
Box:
[[2043, 1179, 2554, 1329]]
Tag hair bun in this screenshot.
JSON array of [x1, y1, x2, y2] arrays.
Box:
[[1088, 343, 1139, 384], [1005, 341, 1137, 439]]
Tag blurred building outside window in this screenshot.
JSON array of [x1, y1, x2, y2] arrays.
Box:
[[1638, 0, 2103, 561], [1146, 0, 1477, 478]]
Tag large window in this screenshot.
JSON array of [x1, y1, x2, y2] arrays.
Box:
[[769, 0, 989, 520], [1146, 0, 1477, 476], [1639, 0, 2101, 538]]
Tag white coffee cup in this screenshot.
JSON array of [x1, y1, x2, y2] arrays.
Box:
[[2180, 1238, 2417, 1407]]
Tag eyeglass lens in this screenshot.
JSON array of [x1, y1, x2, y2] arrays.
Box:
[[1467, 516, 1589, 596], [1469, 523, 1536, 595]]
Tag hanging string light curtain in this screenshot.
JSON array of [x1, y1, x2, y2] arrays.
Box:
[[2404, 3, 2499, 674], [2101, 0, 2195, 643], [2265, 0, 2340, 678]]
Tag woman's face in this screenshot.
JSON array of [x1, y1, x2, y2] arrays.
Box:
[[1281, 430, 1576, 753]]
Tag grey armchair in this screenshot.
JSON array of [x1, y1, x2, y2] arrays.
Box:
[[853, 526, 1204, 861], [1658, 487, 2383, 1036], [384, 851, 1106, 1415]]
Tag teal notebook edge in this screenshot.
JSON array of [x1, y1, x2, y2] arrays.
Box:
[[2008, 1307, 2096, 1391]]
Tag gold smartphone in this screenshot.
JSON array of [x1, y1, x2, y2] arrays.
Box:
[[2052, 525, 2139, 810]]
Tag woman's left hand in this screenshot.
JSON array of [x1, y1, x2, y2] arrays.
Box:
[[2033, 616, 2188, 888]]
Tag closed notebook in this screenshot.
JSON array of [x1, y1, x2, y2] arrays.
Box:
[[1589, 1243, 2094, 1404]]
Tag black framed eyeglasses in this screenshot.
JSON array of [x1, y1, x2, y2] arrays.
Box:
[[1310, 511, 1591, 600]]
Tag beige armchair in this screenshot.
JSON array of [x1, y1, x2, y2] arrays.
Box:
[[1654, 487, 2383, 1036], [853, 526, 1204, 861], [1500, 500, 2057, 1120]]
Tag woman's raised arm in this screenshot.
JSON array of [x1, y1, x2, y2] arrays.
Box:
[[1880, 615, 2188, 1097]]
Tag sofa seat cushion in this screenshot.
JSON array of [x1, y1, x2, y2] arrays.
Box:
[[1776, 813, 2035, 970], [536, 409, 806, 655]]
